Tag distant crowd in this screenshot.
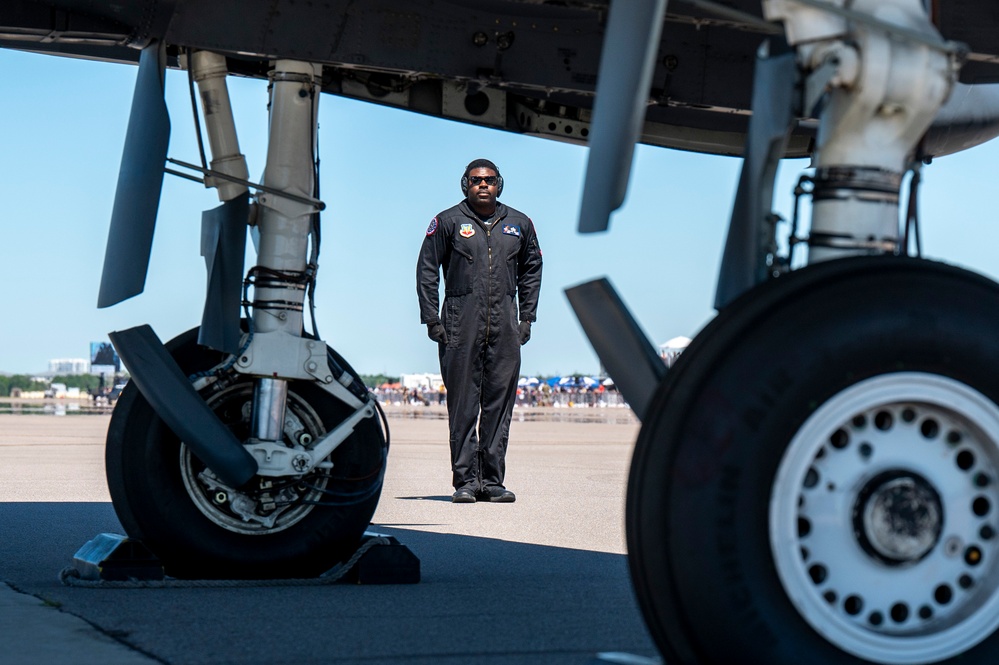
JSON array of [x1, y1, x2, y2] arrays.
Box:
[[372, 382, 629, 409]]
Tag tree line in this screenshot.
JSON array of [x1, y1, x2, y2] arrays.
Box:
[[0, 374, 115, 397], [359, 374, 400, 388], [5, 373, 413, 396]]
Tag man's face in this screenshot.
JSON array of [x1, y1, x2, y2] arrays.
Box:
[[466, 167, 499, 209]]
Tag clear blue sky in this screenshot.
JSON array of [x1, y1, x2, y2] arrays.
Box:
[[3, 48, 999, 378]]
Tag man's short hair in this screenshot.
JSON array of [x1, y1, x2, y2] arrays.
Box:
[[461, 158, 504, 197], [464, 158, 500, 177]]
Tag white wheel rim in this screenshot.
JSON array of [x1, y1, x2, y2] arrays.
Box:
[[770, 373, 999, 663]]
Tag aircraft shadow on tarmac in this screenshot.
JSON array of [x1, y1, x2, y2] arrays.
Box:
[[0, 501, 658, 665]]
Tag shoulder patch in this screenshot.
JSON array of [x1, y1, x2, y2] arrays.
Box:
[[426, 217, 438, 236]]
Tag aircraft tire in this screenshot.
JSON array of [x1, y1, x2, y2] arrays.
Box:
[[105, 326, 386, 579], [627, 256, 999, 664]]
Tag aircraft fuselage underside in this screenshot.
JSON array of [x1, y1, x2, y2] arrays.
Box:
[[4, 0, 999, 160]]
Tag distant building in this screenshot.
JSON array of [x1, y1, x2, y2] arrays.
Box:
[[48, 358, 90, 375], [90, 341, 121, 373]]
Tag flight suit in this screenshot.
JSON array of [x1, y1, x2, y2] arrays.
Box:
[[417, 200, 543, 492]]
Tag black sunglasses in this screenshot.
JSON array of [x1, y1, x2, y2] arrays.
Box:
[[468, 175, 498, 186]]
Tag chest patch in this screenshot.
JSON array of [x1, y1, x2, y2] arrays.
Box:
[[459, 223, 475, 238], [502, 224, 521, 237], [426, 217, 438, 236]]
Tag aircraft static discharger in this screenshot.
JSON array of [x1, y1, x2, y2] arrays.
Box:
[[6, 0, 999, 662]]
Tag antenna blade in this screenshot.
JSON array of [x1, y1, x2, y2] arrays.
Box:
[[98, 41, 171, 308], [578, 0, 669, 233], [565, 278, 666, 421]]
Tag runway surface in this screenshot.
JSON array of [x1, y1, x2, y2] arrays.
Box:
[[0, 408, 659, 664]]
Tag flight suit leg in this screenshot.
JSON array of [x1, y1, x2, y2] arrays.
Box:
[[439, 295, 484, 492], [477, 299, 521, 489]]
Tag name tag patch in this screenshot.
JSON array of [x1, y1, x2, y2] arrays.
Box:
[[502, 224, 521, 237]]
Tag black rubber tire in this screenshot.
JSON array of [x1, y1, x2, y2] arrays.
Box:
[[105, 326, 386, 579], [627, 256, 999, 664]]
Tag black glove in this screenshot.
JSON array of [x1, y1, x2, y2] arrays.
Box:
[[518, 321, 532, 345], [427, 321, 448, 344]]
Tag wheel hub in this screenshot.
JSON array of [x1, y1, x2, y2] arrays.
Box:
[[770, 372, 999, 664], [855, 470, 942, 564], [180, 383, 329, 534]]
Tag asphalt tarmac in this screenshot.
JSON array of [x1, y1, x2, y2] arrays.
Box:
[[0, 407, 660, 664]]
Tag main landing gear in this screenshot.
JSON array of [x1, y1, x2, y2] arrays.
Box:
[[627, 257, 999, 663]]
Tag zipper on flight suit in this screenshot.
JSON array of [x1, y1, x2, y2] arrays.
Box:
[[485, 225, 492, 344]]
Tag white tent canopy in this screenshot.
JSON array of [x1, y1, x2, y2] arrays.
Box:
[[659, 336, 691, 368], [659, 336, 691, 352]]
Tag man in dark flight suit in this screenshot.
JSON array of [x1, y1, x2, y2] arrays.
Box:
[[417, 159, 543, 503]]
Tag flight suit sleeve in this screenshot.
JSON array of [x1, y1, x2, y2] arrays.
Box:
[[417, 216, 447, 324], [517, 217, 543, 322]]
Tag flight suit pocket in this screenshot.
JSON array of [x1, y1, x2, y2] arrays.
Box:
[[446, 246, 475, 296], [444, 296, 464, 346], [505, 248, 519, 295]]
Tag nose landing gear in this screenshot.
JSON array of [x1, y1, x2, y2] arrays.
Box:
[[106, 327, 387, 579]]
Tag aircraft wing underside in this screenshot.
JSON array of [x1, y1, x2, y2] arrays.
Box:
[[3, 0, 998, 158]]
